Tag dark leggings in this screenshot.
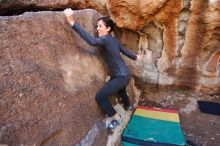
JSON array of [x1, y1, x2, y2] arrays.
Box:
[[95, 75, 131, 117]]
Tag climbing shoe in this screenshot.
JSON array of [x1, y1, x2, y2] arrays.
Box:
[[107, 115, 123, 129], [124, 105, 134, 111]]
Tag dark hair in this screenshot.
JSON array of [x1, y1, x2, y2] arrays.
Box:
[[98, 16, 114, 32]]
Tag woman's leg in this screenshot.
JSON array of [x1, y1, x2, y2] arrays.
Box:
[[118, 88, 130, 108], [95, 76, 130, 117]]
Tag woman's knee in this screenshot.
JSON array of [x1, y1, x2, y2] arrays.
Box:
[[95, 92, 103, 102]]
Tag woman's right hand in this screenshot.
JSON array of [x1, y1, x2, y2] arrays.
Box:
[[63, 8, 75, 26]]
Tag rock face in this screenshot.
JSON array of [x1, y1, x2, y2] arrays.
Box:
[[107, 0, 169, 30], [0, 0, 85, 15], [108, 0, 220, 94], [0, 9, 104, 145], [0, 0, 109, 16], [85, 0, 109, 15], [176, 0, 220, 94]]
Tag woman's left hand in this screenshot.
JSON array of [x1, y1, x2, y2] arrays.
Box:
[[136, 55, 143, 61]]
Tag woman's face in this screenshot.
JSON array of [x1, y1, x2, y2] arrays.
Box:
[[97, 20, 111, 36]]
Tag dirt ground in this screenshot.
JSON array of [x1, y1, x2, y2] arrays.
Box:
[[137, 84, 220, 146]]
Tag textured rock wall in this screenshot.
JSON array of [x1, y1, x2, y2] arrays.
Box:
[[176, 0, 220, 93], [0, 0, 85, 15], [0, 0, 108, 16], [0, 9, 105, 145], [107, 0, 220, 94]]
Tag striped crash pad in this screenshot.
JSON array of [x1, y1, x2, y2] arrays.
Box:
[[122, 106, 186, 146]]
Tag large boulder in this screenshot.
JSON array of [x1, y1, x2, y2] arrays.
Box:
[[0, 9, 140, 145], [0, 9, 104, 145], [0, 0, 84, 15]]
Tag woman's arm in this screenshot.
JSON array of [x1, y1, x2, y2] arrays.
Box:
[[119, 43, 137, 60], [72, 23, 105, 47], [120, 43, 142, 61], [64, 8, 105, 47]]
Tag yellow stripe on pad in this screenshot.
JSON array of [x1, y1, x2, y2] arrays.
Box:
[[134, 108, 180, 123]]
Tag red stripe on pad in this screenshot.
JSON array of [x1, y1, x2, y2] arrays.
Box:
[[137, 106, 178, 114]]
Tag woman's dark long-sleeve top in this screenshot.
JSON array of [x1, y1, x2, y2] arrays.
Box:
[[72, 22, 137, 77]]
